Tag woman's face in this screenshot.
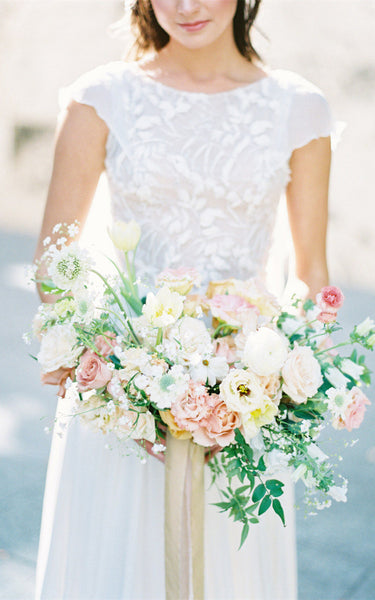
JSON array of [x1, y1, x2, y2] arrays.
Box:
[[150, 0, 238, 50]]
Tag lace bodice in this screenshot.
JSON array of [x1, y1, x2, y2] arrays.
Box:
[[59, 61, 334, 286]]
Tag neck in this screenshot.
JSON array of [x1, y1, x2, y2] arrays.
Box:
[[157, 27, 246, 81]]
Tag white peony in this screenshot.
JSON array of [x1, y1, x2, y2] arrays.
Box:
[[282, 345, 323, 404], [37, 323, 83, 373], [243, 327, 289, 376], [142, 285, 184, 328]]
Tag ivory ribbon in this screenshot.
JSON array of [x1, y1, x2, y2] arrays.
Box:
[[165, 430, 205, 600]]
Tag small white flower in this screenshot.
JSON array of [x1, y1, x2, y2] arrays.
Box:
[[67, 222, 80, 238], [340, 358, 364, 381], [43, 236, 51, 246], [152, 443, 166, 453], [189, 355, 229, 386], [328, 484, 347, 503], [52, 223, 62, 234], [325, 366, 350, 389], [356, 317, 375, 337]]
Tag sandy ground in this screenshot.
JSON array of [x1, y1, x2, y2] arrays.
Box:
[[1, 1, 375, 599]]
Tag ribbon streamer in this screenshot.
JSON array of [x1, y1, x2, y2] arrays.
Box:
[[165, 431, 205, 600]]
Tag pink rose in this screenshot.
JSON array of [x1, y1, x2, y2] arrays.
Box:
[[213, 337, 237, 363], [171, 381, 214, 432], [316, 286, 344, 323], [193, 395, 240, 447], [208, 294, 253, 327], [94, 332, 117, 358], [335, 387, 371, 431], [76, 350, 112, 391]]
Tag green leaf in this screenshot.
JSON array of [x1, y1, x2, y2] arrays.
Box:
[[250, 517, 259, 524], [239, 522, 249, 550], [256, 456, 267, 472], [258, 495, 272, 515], [252, 484, 266, 503], [272, 498, 286, 526]]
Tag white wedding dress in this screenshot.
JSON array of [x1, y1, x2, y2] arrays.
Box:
[[35, 60, 334, 600]]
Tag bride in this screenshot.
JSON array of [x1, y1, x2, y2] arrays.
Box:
[[34, 1, 333, 598]]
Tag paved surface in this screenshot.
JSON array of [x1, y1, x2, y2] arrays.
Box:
[[0, 230, 374, 600]]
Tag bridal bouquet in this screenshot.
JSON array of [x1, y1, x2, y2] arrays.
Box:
[[29, 220, 374, 546]]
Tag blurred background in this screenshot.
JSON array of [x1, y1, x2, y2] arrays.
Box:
[[0, 1, 374, 598]]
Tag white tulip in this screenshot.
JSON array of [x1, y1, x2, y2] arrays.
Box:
[[142, 285, 184, 328], [108, 220, 141, 252]]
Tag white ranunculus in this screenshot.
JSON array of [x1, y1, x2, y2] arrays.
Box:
[[142, 286, 184, 328], [243, 327, 289, 376], [282, 345, 323, 404], [37, 323, 83, 373], [108, 219, 141, 252], [356, 317, 375, 337], [170, 316, 212, 363]]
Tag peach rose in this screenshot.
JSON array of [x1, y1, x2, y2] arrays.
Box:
[[41, 366, 75, 398], [193, 395, 240, 447], [282, 346, 323, 404], [94, 332, 117, 357], [171, 380, 214, 432], [76, 350, 112, 391], [208, 294, 253, 327], [183, 293, 211, 317], [334, 387, 371, 431]]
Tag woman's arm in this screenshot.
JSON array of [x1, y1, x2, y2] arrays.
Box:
[[34, 100, 109, 302], [286, 136, 331, 299]]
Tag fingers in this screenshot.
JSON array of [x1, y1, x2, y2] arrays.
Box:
[[136, 439, 166, 464], [204, 445, 221, 464]]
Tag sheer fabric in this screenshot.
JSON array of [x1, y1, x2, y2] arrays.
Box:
[[36, 61, 334, 600]]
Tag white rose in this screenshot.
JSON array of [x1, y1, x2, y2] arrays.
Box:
[[129, 410, 156, 443], [108, 219, 141, 252], [142, 286, 184, 328], [243, 327, 289, 376], [282, 345, 323, 404], [37, 323, 83, 373]]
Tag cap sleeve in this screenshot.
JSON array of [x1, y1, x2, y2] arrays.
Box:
[[58, 62, 127, 134], [284, 72, 338, 154]]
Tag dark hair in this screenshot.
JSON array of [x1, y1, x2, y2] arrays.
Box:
[[130, 0, 262, 62]]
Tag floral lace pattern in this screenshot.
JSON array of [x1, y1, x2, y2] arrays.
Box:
[[59, 61, 334, 287]]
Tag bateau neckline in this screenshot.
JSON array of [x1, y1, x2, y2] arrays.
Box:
[[126, 61, 275, 97]]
